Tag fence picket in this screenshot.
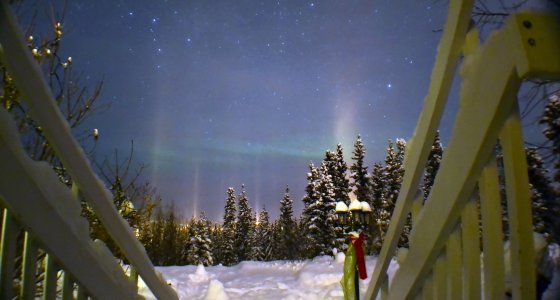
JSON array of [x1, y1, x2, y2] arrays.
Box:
[[446, 228, 462, 299], [77, 285, 88, 300], [479, 156, 505, 299], [461, 198, 481, 300], [0, 209, 17, 300], [43, 254, 57, 300], [421, 276, 433, 300], [500, 105, 536, 299], [433, 254, 446, 300], [21, 231, 38, 300], [62, 271, 74, 300]]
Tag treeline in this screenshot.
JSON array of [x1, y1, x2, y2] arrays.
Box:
[[129, 124, 560, 266], [130, 185, 302, 266]]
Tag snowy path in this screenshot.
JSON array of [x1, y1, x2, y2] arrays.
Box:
[[138, 255, 399, 300]]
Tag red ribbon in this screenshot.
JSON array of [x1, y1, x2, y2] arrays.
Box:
[[350, 232, 367, 280]]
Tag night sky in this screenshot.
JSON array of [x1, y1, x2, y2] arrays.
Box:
[[30, 1, 456, 220]]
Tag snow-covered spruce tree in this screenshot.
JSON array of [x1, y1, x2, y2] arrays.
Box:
[[324, 146, 350, 251], [381, 139, 410, 248], [250, 207, 271, 261], [187, 213, 214, 266], [320, 162, 339, 255], [221, 187, 238, 265], [234, 185, 255, 262], [326, 144, 350, 204], [423, 131, 443, 201], [395, 139, 412, 247], [301, 163, 321, 258], [268, 219, 281, 260], [540, 93, 560, 182], [495, 144, 560, 243], [526, 147, 560, 242], [210, 223, 224, 265], [369, 162, 385, 254], [306, 162, 338, 256], [277, 186, 298, 260], [376, 140, 397, 252], [538, 93, 560, 243], [350, 135, 371, 205], [261, 208, 273, 260]]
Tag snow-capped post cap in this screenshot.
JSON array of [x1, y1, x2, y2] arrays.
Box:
[[349, 199, 362, 211], [335, 201, 349, 213], [360, 201, 372, 212]]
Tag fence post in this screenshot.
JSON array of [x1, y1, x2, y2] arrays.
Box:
[[0, 209, 17, 299], [21, 232, 39, 300]]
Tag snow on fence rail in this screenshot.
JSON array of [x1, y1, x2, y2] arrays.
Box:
[[365, 1, 560, 300], [0, 1, 178, 299]]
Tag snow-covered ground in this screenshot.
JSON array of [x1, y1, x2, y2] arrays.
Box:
[[138, 254, 399, 300], [137, 242, 560, 299]]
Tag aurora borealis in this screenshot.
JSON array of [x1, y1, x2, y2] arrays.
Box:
[[38, 0, 453, 219]]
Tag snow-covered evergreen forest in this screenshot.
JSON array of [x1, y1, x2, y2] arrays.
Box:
[[117, 129, 560, 268]]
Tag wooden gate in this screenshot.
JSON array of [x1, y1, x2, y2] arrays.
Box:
[[366, 1, 560, 299]]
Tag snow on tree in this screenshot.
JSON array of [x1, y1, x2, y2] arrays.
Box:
[[378, 140, 397, 250], [525, 147, 560, 242], [220, 187, 238, 265], [259, 208, 272, 260], [538, 93, 560, 242], [423, 131, 443, 201], [302, 163, 321, 213], [350, 135, 371, 205], [301, 162, 338, 257], [308, 162, 339, 257], [379, 139, 410, 248], [277, 186, 298, 260], [250, 207, 272, 261], [369, 162, 385, 254], [325, 144, 350, 204], [317, 162, 339, 255], [210, 223, 224, 265], [301, 163, 321, 258], [234, 185, 255, 262], [324, 145, 350, 251], [540, 93, 560, 182], [187, 213, 214, 266], [268, 219, 282, 260]]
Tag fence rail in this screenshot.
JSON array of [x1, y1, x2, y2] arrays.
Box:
[[366, 2, 560, 299], [0, 1, 178, 299]]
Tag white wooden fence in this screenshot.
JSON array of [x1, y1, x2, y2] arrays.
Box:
[[0, 1, 178, 299], [365, 1, 560, 299]]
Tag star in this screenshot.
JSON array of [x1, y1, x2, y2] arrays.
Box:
[[52, 0, 455, 221]]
